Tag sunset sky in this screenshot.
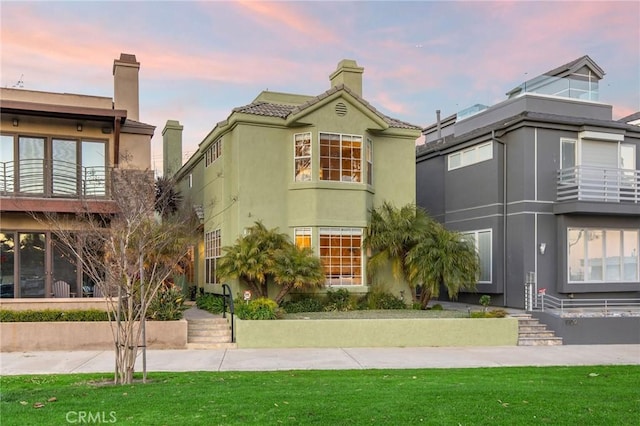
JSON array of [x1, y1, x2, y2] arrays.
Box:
[[2, 1, 638, 170]]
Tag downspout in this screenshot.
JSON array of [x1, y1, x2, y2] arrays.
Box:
[[492, 130, 507, 307]]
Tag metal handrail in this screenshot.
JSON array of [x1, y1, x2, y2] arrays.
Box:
[[557, 166, 639, 203], [0, 159, 108, 197], [536, 293, 640, 316], [221, 283, 235, 343]]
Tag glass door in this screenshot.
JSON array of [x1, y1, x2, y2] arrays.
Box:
[[19, 233, 46, 298]]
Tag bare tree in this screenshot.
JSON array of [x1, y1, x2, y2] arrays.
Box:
[[39, 169, 197, 384]]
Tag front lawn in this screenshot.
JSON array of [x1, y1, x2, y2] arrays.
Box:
[[2, 366, 639, 425]]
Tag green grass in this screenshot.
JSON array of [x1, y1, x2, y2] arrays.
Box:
[[2, 366, 639, 425]]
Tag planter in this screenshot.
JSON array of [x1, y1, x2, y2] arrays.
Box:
[[235, 317, 519, 348], [0, 320, 187, 352]]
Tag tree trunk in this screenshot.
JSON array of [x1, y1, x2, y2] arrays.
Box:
[[420, 289, 432, 310], [274, 283, 293, 305]]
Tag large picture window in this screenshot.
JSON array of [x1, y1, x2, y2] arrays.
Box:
[[319, 228, 362, 285], [319, 133, 362, 182], [205, 229, 221, 284], [568, 228, 639, 282], [462, 229, 492, 283], [294, 133, 311, 182]]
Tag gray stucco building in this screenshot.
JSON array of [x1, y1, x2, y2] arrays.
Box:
[[416, 55, 640, 315]]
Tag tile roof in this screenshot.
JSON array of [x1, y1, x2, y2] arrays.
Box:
[[232, 84, 421, 130]]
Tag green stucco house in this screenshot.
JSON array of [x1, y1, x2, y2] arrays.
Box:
[[163, 60, 421, 300]]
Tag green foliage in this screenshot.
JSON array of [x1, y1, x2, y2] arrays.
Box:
[[280, 297, 324, 313], [196, 292, 226, 314], [470, 309, 508, 318], [359, 290, 407, 310], [1, 366, 639, 425], [0, 309, 110, 322], [430, 304, 444, 311], [218, 222, 324, 303], [479, 295, 491, 307], [324, 289, 355, 312], [236, 297, 281, 320], [146, 284, 186, 321]]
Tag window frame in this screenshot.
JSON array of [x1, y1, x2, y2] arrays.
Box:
[[205, 139, 222, 167], [567, 227, 639, 283], [319, 132, 363, 183], [204, 229, 221, 284], [319, 227, 363, 286], [366, 138, 373, 185], [462, 229, 492, 283], [294, 227, 312, 249], [293, 132, 312, 182], [447, 142, 493, 171]]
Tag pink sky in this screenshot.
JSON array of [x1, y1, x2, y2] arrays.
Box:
[[2, 1, 638, 171]]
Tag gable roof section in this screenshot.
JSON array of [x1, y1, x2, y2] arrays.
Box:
[[231, 84, 421, 130]]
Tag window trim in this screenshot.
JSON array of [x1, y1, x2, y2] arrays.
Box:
[[293, 132, 312, 182], [567, 227, 639, 283], [462, 229, 492, 283], [447, 142, 493, 171], [319, 132, 363, 183], [204, 229, 221, 284], [319, 227, 363, 286]]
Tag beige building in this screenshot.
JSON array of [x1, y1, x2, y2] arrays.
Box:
[[0, 53, 155, 299]]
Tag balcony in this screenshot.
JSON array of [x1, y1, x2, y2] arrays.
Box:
[[556, 166, 639, 214], [0, 160, 116, 213]]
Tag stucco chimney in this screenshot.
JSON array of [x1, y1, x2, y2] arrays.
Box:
[[113, 53, 140, 121], [162, 120, 183, 177], [330, 59, 364, 97]]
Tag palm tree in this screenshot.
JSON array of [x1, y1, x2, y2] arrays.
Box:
[[271, 245, 325, 304], [363, 202, 432, 302], [217, 221, 323, 302], [405, 222, 479, 309], [155, 175, 183, 219]]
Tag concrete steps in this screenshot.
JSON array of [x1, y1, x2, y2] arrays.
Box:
[[511, 314, 563, 346], [186, 318, 236, 350]]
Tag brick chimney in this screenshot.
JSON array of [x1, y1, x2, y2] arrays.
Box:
[[330, 59, 364, 97], [162, 120, 183, 177], [113, 53, 140, 121]]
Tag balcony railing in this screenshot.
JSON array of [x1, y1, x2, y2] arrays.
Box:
[[0, 159, 108, 198], [557, 166, 639, 203]]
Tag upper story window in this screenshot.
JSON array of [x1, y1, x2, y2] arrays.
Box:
[[448, 142, 492, 171], [366, 138, 373, 185], [0, 133, 106, 196], [319, 133, 362, 182], [205, 139, 222, 167], [294, 133, 311, 182]]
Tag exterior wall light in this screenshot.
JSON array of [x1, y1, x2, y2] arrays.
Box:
[[539, 243, 546, 255], [13, 118, 19, 126], [77, 123, 83, 131]]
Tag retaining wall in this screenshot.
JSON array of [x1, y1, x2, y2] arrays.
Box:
[[235, 317, 519, 348]]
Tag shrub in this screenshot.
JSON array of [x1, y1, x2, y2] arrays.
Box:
[[430, 304, 444, 311], [470, 309, 508, 318], [0, 309, 110, 322], [324, 289, 354, 312], [196, 292, 226, 314], [360, 290, 407, 310], [281, 297, 324, 313], [235, 297, 281, 320], [147, 284, 187, 321]]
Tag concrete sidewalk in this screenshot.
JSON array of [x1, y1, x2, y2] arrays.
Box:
[[1, 345, 638, 375]]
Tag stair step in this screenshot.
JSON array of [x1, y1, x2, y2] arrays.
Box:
[[518, 337, 563, 346], [519, 331, 557, 338], [187, 335, 231, 343], [186, 342, 237, 350]]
